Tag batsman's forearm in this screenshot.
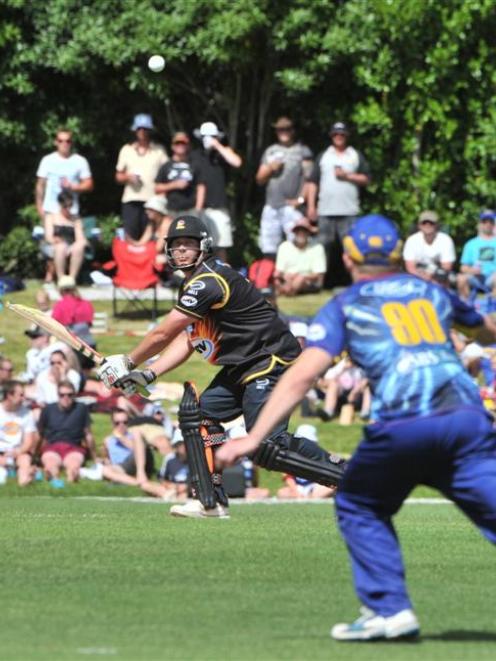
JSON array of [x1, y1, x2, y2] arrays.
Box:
[[148, 332, 193, 376]]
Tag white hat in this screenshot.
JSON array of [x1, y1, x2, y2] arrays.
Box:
[[294, 424, 318, 443], [289, 321, 308, 339], [57, 275, 76, 290], [461, 343, 485, 362], [144, 195, 168, 215], [171, 427, 184, 445], [194, 121, 224, 139]]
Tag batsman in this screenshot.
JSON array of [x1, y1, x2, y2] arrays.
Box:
[[98, 215, 345, 518]]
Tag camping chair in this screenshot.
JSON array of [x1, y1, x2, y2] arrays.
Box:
[[104, 238, 161, 321]]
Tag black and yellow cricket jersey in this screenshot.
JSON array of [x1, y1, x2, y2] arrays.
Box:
[[175, 258, 300, 382]]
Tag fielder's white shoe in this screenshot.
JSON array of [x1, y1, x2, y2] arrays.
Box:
[[331, 606, 420, 641], [169, 500, 230, 519]]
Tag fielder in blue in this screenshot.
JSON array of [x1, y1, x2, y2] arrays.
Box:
[[217, 214, 496, 641]]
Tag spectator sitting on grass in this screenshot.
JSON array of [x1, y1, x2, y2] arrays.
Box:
[[38, 380, 96, 483], [277, 425, 336, 500], [0, 381, 37, 486], [0, 357, 15, 390], [35, 349, 81, 406], [127, 402, 174, 455], [158, 427, 189, 501], [316, 358, 370, 422], [22, 325, 69, 384], [274, 218, 326, 296]]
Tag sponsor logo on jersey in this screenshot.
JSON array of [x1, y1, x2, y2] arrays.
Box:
[[191, 338, 216, 360], [255, 378, 269, 390], [186, 281, 206, 294], [180, 295, 198, 308], [307, 323, 326, 342], [360, 279, 427, 298]]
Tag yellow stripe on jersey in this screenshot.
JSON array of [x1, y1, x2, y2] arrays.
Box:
[[242, 354, 296, 384], [186, 273, 231, 309]]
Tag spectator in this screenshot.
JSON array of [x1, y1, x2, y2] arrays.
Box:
[[0, 381, 37, 486], [306, 121, 371, 287], [274, 218, 326, 295], [458, 209, 496, 299], [138, 195, 171, 259], [86, 408, 160, 493], [0, 357, 14, 388], [317, 358, 370, 422], [51, 275, 95, 369], [22, 326, 69, 384], [127, 402, 173, 456], [35, 289, 52, 314], [277, 425, 336, 500], [38, 380, 96, 482], [191, 121, 242, 262], [403, 210, 456, 280], [35, 349, 81, 406], [43, 190, 88, 282], [155, 132, 205, 220], [158, 427, 189, 501], [115, 114, 168, 241], [35, 127, 93, 284], [255, 116, 313, 259]]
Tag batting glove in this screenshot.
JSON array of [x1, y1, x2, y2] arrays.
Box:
[[97, 354, 136, 390], [115, 369, 157, 396]]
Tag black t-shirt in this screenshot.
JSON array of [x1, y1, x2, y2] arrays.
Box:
[[155, 159, 201, 211], [190, 149, 228, 209], [175, 258, 301, 382], [38, 402, 91, 445]]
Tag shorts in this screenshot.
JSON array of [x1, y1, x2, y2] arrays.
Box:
[[316, 215, 356, 247], [42, 442, 86, 461], [259, 204, 302, 255], [468, 272, 496, 293], [121, 201, 148, 241], [203, 208, 233, 248]]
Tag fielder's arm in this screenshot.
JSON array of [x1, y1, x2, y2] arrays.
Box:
[[217, 347, 334, 465]]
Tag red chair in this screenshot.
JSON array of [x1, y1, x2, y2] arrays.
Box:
[[104, 238, 161, 321]]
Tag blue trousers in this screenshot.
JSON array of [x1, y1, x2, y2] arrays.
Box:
[[335, 406, 496, 616]]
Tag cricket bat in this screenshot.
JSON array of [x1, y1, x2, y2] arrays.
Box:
[[6, 302, 149, 397]]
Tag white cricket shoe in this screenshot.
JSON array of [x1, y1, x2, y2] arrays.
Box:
[[331, 606, 420, 641], [169, 500, 230, 519]]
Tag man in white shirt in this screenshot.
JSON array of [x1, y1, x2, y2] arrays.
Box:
[[403, 210, 456, 280], [0, 381, 37, 486], [274, 218, 327, 295], [23, 326, 68, 383]]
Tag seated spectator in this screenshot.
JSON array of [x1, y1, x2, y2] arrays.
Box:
[[138, 195, 171, 259], [35, 289, 52, 314], [127, 402, 173, 455], [274, 218, 326, 295], [158, 427, 189, 501], [38, 380, 96, 482], [277, 425, 336, 500], [51, 275, 95, 369], [458, 209, 496, 299], [0, 381, 37, 486], [42, 190, 88, 282], [403, 210, 456, 281], [316, 358, 370, 422], [35, 349, 81, 406], [0, 357, 15, 389], [21, 325, 76, 385]]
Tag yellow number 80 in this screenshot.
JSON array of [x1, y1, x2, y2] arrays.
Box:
[[381, 299, 447, 346]]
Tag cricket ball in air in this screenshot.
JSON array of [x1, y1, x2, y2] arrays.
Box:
[[148, 54, 165, 73]]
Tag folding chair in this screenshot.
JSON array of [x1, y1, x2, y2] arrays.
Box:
[[105, 238, 161, 321]]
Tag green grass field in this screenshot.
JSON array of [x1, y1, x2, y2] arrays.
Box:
[[2, 498, 496, 661]]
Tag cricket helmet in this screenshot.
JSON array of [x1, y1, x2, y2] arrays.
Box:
[[165, 215, 213, 270]]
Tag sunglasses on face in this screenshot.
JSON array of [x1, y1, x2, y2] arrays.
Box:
[[50, 360, 64, 365], [59, 392, 74, 398], [114, 419, 128, 425], [0, 366, 13, 372]]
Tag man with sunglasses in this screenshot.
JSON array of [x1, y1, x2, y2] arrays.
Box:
[[458, 209, 496, 299], [403, 210, 456, 281], [155, 132, 205, 220], [256, 117, 313, 259], [35, 128, 93, 222], [38, 380, 96, 483]]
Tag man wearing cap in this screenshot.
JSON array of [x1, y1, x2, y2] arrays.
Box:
[[97, 215, 343, 518], [255, 116, 313, 258], [155, 132, 205, 220], [403, 210, 456, 280], [115, 114, 168, 241], [274, 217, 327, 295], [307, 121, 370, 286], [217, 213, 496, 641], [22, 325, 68, 384], [190, 121, 242, 262], [458, 209, 496, 299], [35, 128, 94, 284]]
